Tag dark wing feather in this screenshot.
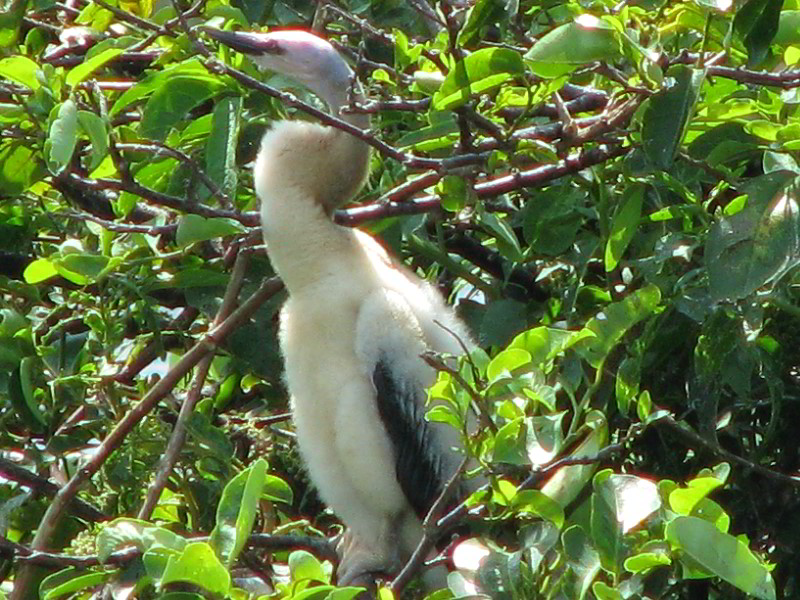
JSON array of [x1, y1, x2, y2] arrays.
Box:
[[372, 355, 446, 519]]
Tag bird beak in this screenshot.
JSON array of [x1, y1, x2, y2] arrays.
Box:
[[200, 27, 282, 57]]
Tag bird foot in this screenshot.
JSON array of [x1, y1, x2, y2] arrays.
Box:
[[335, 530, 402, 588]]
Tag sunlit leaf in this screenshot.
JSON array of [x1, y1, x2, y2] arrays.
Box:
[[576, 284, 661, 368], [140, 75, 226, 141], [161, 542, 231, 596], [666, 517, 775, 600], [433, 48, 523, 110], [66, 48, 124, 87], [0, 55, 39, 89], [202, 95, 241, 202], [524, 18, 620, 78], [40, 568, 113, 600], [47, 99, 79, 173], [209, 458, 268, 566]]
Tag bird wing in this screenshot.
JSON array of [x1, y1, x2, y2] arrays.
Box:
[[355, 289, 448, 520]]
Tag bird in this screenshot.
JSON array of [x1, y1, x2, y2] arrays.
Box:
[[202, 27, 473, 587]]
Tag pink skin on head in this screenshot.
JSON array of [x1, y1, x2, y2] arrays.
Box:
[[251, 30, 355, 114]]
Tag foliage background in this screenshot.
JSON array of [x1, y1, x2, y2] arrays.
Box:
[[1, 0, 799, 598]]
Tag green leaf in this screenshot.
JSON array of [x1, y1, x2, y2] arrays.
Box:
[[96, 518, 187, 562], [623, 551, 671, 573], [615, 357, 640, 416], [77, 110, 109, 171], [493, 417, 528, 465], [486, 347, 531, 382], [142, 546, 177, 581], [562, 525, 602, 600], [458, 0, 511, 47], [396, 113, 458, 149], [522, 185, 585, 256], [605, 184, 644, 271], [480, 299, 528, 347], [475, 549, 523, 600], [774, 10, 800, 46], [326, 588, 368, 600], [512, 490, 565, 529], [706, 174, 800, 301], [40, 568, 113, 600], [636, 390, 652, 423], [509, 326, 591, 367], [176, 214, 246, 247], [110, 59, 209, 116], [734, 0, 783, 65], [289, 549, 329, 583], [524, 412, 565, 463], [66, 48, 124, 87], [47, 99, 79, 173], [641, 65, 704, 170], [480, 211, 524, 262], [0, 55, 40, 89], [202, 95, 242, 201], [161, 542, 231, 596], [592, 474, 660, 571], [23, 258, 59, 284], [541, 411, 608, 508], [263, 474, 294, 504], [426, 404, 462, 429], [209, 458, 268, 566], [0, 308, 26, 336], [59, 253, 111, 280], [665, 517, 775, 600], [8, 357, 47, 432], [433, 48, 523, 110], [591, 478, 625, 573], [437, 174, 470, 212], [592, 581, 623, 600], [576, 284, 661, 368], [669, 477, 724, 515], [140, 75, 226, 141], [0, 0, 26, 47], [524, 18, 620, 78]]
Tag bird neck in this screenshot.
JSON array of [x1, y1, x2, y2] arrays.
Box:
[[254, 119, 370, 293], [254, 64, 371, 291], [316, 79, 371, 131], [261, 195, 353, 294]]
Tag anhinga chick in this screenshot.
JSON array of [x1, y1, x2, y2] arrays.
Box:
[[204, 27, 472, 587]]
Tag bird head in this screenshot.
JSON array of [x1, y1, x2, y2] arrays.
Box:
[[202, 28, 356, 114]]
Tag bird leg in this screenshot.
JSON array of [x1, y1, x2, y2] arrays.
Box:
[[335, 527, 403, 587]]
